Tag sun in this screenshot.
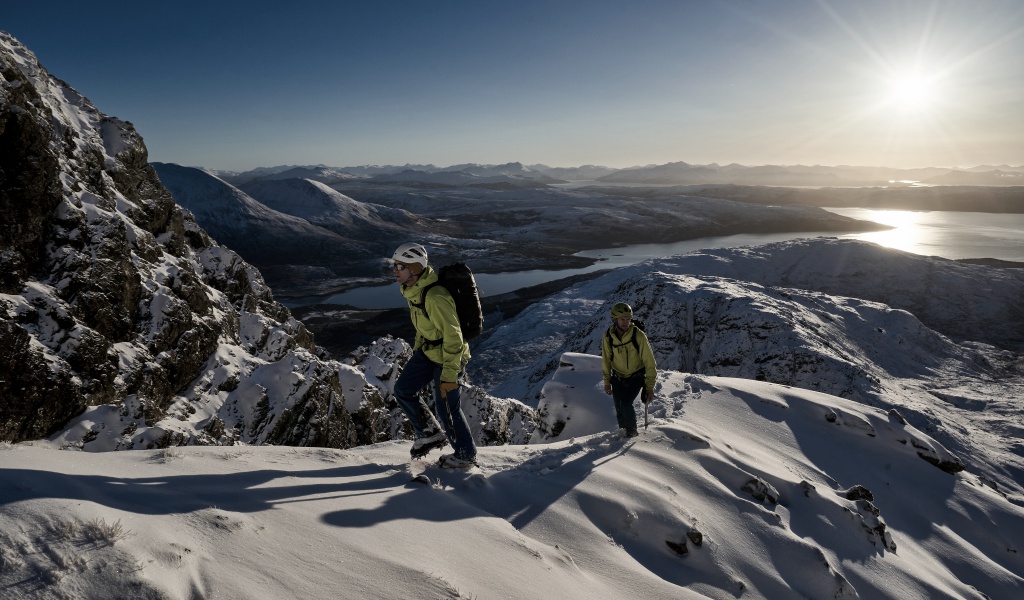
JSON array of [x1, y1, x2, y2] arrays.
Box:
[[883, 69, 941, 115], [890, 74, 931, 107]]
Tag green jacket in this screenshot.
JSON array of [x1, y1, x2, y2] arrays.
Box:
[[602, 324, 657, 391], [401, 266, 470, 382]]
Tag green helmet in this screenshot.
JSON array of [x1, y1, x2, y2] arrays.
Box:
[[610, 302, 633, 318]]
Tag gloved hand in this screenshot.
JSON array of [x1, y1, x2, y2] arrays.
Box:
[[440, 381, 459, 398], [604, 383, 612, 395], [643, 389, 654, 404]]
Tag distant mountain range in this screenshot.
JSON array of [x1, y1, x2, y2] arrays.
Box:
[[208, 161, 1024, 189], [363, 167, 559, 189], [597, 161, 1024, 187]]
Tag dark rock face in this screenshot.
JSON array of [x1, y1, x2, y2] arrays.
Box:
[[0, 57, 63, 290], [0, 32, 356, 449]]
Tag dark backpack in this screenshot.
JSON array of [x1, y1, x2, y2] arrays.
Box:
[[413, 263, 484, 344], [605, 319, 646, 352]]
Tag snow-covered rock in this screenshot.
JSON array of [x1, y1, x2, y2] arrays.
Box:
[[0, 32, 357, 449], [0, 32, 528, 452], [341, 336, 536, 447], [656, 238, 1024, 351]]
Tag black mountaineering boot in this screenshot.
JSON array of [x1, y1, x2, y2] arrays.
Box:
[[411, 430, 448, 459]]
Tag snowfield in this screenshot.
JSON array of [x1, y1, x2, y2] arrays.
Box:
[[3, 356, 1021, 600]]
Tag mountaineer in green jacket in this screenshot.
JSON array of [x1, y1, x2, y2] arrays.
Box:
[[601, 302, 657, 437], [389, 242, 477, 468]]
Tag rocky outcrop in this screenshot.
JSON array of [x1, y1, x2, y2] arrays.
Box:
[[0, 31, 354, 449]]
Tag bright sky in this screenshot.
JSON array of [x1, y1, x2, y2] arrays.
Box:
[[5, 0, 1023, 171]]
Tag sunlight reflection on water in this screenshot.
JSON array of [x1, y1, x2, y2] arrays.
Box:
[[824, 208, 1024, 261]]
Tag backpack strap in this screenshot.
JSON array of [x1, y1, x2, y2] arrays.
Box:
[[606, 326, 641, 352], [412, 282, 443, 348], [411, 282, 438, 314]]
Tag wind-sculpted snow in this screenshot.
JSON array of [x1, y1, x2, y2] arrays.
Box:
[[3, 364, 1020, 599]]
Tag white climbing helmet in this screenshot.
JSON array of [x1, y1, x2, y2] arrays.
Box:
[[391, 242, 428, 268]]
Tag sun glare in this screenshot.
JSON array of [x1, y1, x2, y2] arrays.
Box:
[[865, 209, 920, 228], [883, 70, 941, 115], [892, 76, 929, 106], [855, 209, 924, 254]]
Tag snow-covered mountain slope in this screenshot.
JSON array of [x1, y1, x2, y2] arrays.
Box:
[[472, 240, 1001, 405], [469, 239, 1023, 497], [649, 238, 1024, 351], [151, 162, 356, 255], [3, 364, 1020, 599], [237, 176, 421, 236], [151, 163, 386, 295]]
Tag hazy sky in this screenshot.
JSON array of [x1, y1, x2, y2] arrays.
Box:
[[5, 1, 1023, 171]]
